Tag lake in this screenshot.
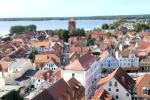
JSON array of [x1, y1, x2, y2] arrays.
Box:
[[0, 19, 114, 37]]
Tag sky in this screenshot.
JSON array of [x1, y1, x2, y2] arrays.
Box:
[[0, 0, 150, 18]]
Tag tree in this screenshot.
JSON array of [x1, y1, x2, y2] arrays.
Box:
[[80, 28, 85, 36], [134, 23, 149, 32], [2, 88, 23, 100], [101, 68, 107, 74], [59, 29, 69, 42], [10, 25, 37, 34], [29, 50, 38, 60], [101, 24, 109, 29], [72, 28, 85, 36], [10, 25, 25, 34], [109, 24, 115, 29], [86, 34, 94, 46], [93, 28, 101, 31], [107, 32, 112, 37], [24, 25, 36, 32], [112, 17, 128, 29]]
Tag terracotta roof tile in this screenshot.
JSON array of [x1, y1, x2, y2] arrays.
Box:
[[99, 50, 110, 61], [92, 88, 113, 100], [35, 51, 60, 67], [46, 78, 73, 99], [32, 78, 73, 100], [67, 77, 85, 99], [0, 59, 12, 71], [31, 40, 50, 48], [136, 41, 150, 49], [65, 53, 95, 71], [34, 70, 53, 80], [136, 74, 150, 98], [97, 67, 135, 94]]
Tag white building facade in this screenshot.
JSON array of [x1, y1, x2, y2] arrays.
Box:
[[42, 62, 58, 71], [98, 53, 119, 70], [5, 59, 34, 85], [116, 51, 139, 67], [62, 54, 101, 99], [102, 78, 132, 100]]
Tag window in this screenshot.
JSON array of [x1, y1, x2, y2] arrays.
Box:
[[116, 95, 119, 99], [108, 88, 111, 91], [115, 82, 117, 86], [72, 73, 75, 77], [126, 93, 129, 97], [143, 87, 148, 94], [116, 89, 119, 92], [134, 97, 137, 100], [109, 81, 112, 86]]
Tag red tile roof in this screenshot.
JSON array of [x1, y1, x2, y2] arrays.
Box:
[[32, 78, 73, 100], [99, 50, 110, 61], [0, 59, 12, 72], [136, 41, 150, 49], [92, 88, 114, 100], [67, 77, 85, 100], [46, 78, 73, 99], [34, 70, 53, 80], [65, 53, 95, 71], [136, 74, 150, 98], [34, 51, 60, 67], [97, 67, 135, 94]]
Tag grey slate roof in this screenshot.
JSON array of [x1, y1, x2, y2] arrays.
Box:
[[15, 69, 38, 82]]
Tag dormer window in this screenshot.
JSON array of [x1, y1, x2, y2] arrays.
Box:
[[143, 87, 150, 95]]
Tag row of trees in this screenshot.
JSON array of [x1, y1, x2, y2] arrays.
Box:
[[101, 17, 150, 32], [134, 23, 150, 32], [72, 28, 85, 36], [55, 28, 85, 42], [101, 17, 128, 30], [10, 25, 36, 34]]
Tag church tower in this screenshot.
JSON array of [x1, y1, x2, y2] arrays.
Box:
[[68, 18, 76, 34]]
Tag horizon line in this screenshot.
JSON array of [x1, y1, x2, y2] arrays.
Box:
[[0, 13, 150, 19]]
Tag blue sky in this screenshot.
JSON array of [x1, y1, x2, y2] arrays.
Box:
[[0, 0, 150, 18]]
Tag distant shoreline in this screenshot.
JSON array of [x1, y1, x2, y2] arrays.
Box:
[[0, 14, 150, 21]]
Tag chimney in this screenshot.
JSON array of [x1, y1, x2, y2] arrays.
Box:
[[122, 76, 125, 83], [115, 51, 119, 59], [46, 72, 50, 82]]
